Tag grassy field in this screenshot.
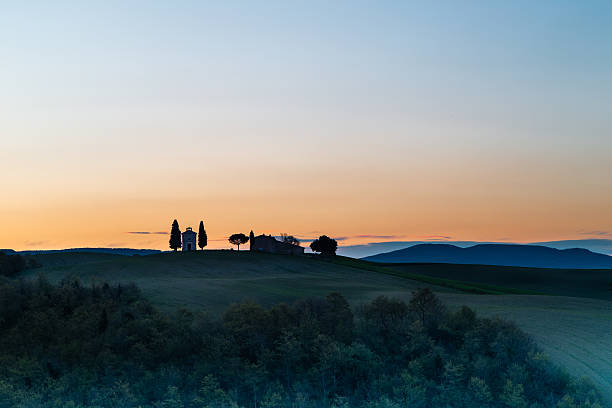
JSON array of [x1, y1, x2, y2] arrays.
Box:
[[21, 250, 612, 403], [327, 257, 546, 295], [379, 262, 612, 300], [23, 251, 459, 312], [440, 293, 612, 403]]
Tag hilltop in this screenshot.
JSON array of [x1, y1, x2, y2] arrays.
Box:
[[22, 250, 451, 312], [363, 243, 612, 268], [22, 249, 612, 308], [16, 247, 162, 256]]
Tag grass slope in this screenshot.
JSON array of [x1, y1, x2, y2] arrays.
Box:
[[440, 293, 612, 404], [328, 257, 545, 295], [24, 251, 457, 312], [381, 262, 612, 300], [21, 250, 612, 403]]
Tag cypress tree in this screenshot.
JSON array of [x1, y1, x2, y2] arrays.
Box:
[[198, 221, 207, 250], [249, 230, 255, 251], [169, 219, 182, 251]]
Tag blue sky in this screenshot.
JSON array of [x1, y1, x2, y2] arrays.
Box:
[[1, 1, 611, 250]]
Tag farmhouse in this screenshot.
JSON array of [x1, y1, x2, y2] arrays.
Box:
[[249, 232, 304, 256], [182, 227, 197, 251]]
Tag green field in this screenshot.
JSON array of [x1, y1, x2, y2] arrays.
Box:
[[380, 262, 612, 300], [22, 250, 612, 404], [23, 251, 458, 312]]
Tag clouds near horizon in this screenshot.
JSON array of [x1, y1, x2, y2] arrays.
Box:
[[127, 231, 168, 235]]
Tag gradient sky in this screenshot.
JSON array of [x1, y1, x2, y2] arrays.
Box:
[[1, 1, 611, 251]]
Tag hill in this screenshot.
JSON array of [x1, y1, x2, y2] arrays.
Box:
[[22, 249, 612, 308], [332, 257, 612, 301], [18, 250, 612, 403], [363, 243, 612, 268], [18, 247, 161, 256], [22, 251, 457, 312]]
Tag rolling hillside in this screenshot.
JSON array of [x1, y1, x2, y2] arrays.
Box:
[[363, 243, 612, 268], [375, 262, 612, 300], [18, 250, 612, 403], [22, 251, 457, 312]]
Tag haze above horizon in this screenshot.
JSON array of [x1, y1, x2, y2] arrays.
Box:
[[1, 1, 611, 251]]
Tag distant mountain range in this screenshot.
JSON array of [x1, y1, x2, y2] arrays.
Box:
[[338, 239, 612, 258], [362, 243, 612, 269]]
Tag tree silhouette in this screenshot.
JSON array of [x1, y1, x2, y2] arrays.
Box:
[[309, 235, 337, 255], [249, 230, 255, 250], [198, 221, 207, 250], [229, 233, 249, 251], [408, 288, 446, 329], [280, 233, 300, 246], [169, 219, 182, 251]]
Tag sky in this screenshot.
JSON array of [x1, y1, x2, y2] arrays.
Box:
[[1, 1, 611, 252]]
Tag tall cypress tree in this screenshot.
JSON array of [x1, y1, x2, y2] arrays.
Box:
[[198, 221, 207, 250], [249, 230, 255, 251], [169, 219, 182, 251]]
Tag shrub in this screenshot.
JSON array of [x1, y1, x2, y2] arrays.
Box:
[[0, 252, 26, 277]]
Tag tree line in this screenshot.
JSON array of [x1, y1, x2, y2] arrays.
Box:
[[0, 251, 40, 277], [0, 276, 602, 407]]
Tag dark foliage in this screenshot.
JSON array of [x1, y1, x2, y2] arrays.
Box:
[[408, 287, 447, 329], [0, 252, 26, 276], [310, 235, 338, 256], [229, 233, 249, 251], [198, 221, 208, 250], [280, 233, 300, 246], [26, 255, 42, 269], [170, 219, 182, 251], [0, 279, 602, 407]]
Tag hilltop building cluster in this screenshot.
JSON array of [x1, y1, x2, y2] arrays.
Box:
[[249, 231, 305, 255], [171, 219, 305, 255]]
